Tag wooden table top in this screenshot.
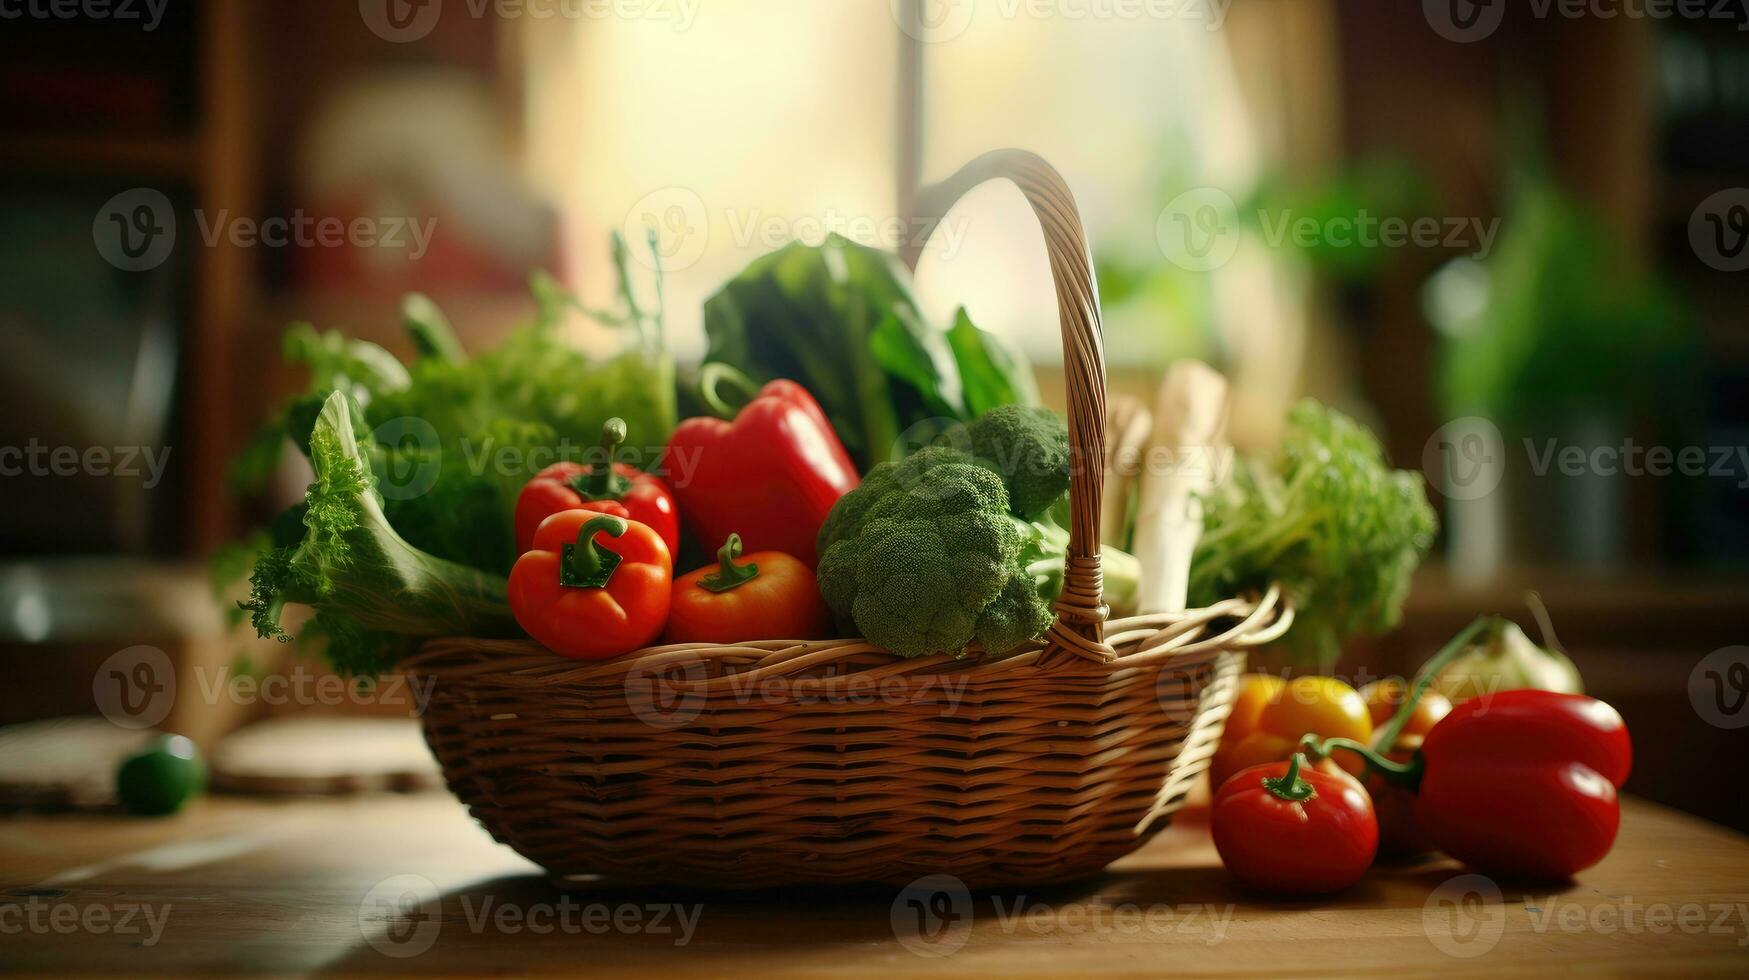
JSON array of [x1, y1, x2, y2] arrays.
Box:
[[3, 792, 1746, 977]]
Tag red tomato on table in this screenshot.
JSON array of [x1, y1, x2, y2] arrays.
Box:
[[1211, 755, 1378, 895]]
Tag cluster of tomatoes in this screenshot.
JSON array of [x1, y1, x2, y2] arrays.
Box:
[[1210, 674, 1448, 895], [1207, 661, 1633, 895]]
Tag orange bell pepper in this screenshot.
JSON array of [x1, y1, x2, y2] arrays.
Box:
[[664, 533, 831, 644], [508, 509, 672, 659]]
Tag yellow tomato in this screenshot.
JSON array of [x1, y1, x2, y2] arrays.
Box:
[[1212, 674, 1373, 783], [1227, 673, 1286, 738]]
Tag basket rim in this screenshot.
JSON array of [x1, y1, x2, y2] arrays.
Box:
[[402, 587, 1290, 688]]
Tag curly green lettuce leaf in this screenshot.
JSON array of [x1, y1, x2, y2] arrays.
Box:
[[241, 392, 518, 673]]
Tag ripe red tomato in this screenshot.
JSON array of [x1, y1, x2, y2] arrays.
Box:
[[1211, 756, 1379, 895]]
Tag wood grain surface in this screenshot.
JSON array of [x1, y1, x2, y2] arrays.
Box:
[[2, 792, 1746, 976]]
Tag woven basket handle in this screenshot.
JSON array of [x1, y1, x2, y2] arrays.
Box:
[[900, 150, 1113, 664]]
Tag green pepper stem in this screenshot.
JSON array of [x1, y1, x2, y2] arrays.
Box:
[[574, 418, 633, 500], [699, 533, 761, 593], [1300, 734, 1425, 791], [559, 515, 627, 589], [1374, 615, 1492, 755], [1261, 753, 1319, 802], [697, 362, 762, 420]]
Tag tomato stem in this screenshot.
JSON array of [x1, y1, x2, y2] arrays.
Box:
[[1374, 616, 1491, 755], [572, 418, 633, 500], [699, 533, 761, 593], [1261, 753, 1319, 803], [559, 514, 627, 589], [1301, 734, 1425, 791]]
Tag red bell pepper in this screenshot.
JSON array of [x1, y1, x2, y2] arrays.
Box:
[[515, 418, 680, 558], [1411, 689, 1630, 879], [507, 509, 672, 660], [661, 368, 858, 567], [1307, 617, 1633, 880]]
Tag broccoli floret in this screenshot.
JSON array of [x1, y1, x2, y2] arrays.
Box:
[[963, 405, 1071, 520], [816, 459, 1029, 658], [817, 445, 969, 555], [817, 406, 1145, 657], [974, 574, 1055, 655]]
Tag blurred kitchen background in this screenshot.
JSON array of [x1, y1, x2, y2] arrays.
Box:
[[2, 1, 1747, 826]]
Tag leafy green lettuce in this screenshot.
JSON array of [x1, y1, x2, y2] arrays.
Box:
[[230, 233, 676, 672], [702, 234, 1036, 469], [241, 234, 675, 579], [242, 392, 519, 675]]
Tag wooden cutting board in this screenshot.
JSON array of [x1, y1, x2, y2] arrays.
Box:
[[0, 717, 158, 810], [208, 715, 442, 795]]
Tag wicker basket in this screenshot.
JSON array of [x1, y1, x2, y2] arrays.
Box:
[[403, 150, 1291, 889]]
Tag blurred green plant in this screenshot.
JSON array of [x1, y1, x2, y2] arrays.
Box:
[[1242, 156, 1434, 283], [1425, 174, 1693, 422], [1095, 153, 1433, 372]]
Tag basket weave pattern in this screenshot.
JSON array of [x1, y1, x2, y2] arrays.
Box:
[[405, 150, 1289, 888]]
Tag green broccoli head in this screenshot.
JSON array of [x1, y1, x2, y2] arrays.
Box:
[[974, 573, 1055, 655], [816, 459, 1028, 658], [963, 405, 1071, 520], [817, 445, 974, 555]]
